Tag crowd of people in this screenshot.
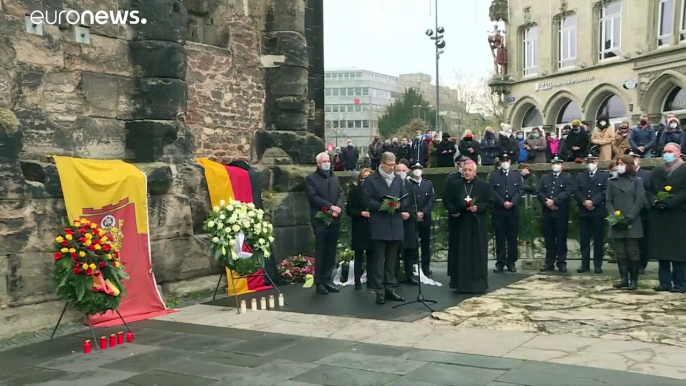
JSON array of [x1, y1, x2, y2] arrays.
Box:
[[306, 116, 686, 305]]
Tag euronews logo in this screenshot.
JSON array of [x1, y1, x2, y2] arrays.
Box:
[[30, 10, 147, 26]]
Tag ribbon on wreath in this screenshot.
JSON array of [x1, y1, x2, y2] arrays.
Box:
[[234, 231, 253, 259]]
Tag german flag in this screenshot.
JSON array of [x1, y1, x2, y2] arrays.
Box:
[[196, 158, 272, 296]]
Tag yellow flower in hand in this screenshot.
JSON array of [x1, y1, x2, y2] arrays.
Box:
[[665, 185, 673, 192], [79, 251, 86, 257], [85, 233, 93, 240], [94, 244, 102, 251], [614, 210, 621, 216], [55, 236, 64, 243], [89, 263, 96, 270], [60, 248, 69, 253], [65, 233, 73, 241]]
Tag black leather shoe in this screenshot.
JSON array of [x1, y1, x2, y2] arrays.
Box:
[[354, 281, 362, 290], [422, 266, 433, 276], [385, 290, 405, 302], [493, 266, 505, 273], [403, 277, 419, 286], [577, 267, 590, 273], [654, 285, 672, 291], [670, 288, 686, 293], [316, 284, 328, 295], [507, 265, 517, 273], [324, 283, 340, 293], [376, 292, 385, 304], [594, 267, 603, 274], [558, 267, 568, 273], [539, 266, 555, 272]]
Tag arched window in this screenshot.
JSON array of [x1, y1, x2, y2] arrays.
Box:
[[663, 86, 686, 112], [556, 101, 582, 124], [522, 106, 543, 127], [597, 94, 626, 119]]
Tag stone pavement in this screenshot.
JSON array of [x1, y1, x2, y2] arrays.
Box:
[[0, 317, 684, 386], [431, 272, 686, 348]]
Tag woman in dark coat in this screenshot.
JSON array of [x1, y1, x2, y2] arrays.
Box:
[[458, 130, 480, 163], [346, 168, 374, 290], [606, 155, 645, 290]]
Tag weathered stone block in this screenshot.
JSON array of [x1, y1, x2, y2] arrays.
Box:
[[268, 109, 308, 132], [6, 252, 58, 307], [148, 194, 194, 242], [125, 120, 180, 162], [135, 163, 174, 195], [0, 199, 67, 258], [63, 35, 131, 77], [0, 108, 22, 159], [80, 72, 119, 119], [129, 41, 187, 79], [263, 31, 308, 67], [14, 109, 74, 160], [253, 130, 324, 164], [177, 162, 212, 233], [161, 275, 218, 298], [71, 117, 126, 159], [270, 165, 311, 193], [0, 300, 81, 339], [123, 0, 188, 44], [268, 0, 306, 35], [61, 0, 120, 38], [267, 65, 308, 97], [271, 225, 314, 263], [116, 77, 137, 120], [2, 0, 63, 18], [259, 147, 293, 166], [151, 234, 217, 283], [131, 78, 188, 120], [0, 18, 64, 68], [185, 0, 211, 15], [264, 192, 311, 227]]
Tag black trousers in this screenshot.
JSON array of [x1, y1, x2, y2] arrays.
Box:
[[614, 238, 640, 262], [313, 224, 340, 285], [403, 247, 418, 276], [493, 209, 519, 267], [372, 240, 401, 293], [542, 211, 569, 268], [418, 223, 432, 267], [354, 249, 373, 286], [579, 216, 605, 269], [639, 214, 649, 269]]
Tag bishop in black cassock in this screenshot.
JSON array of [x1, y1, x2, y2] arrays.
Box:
[[443, 160, 494, 293]]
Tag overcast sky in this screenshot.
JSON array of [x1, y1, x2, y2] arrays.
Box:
[[323, 0, 496, 85]]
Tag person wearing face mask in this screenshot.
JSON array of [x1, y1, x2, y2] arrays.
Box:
[[458, 130, 480, 163], [396, 137, 412, 162], [515, 131, 528, 164], [498, 123, 520, 162], [480, 127, 501, 166], [561, 120, 591, 161], [447, 156, 470, 182], [645, 143, 686, 292], [518, 163, 537, 195], [547, 131, 561, 160], [396, 162, 420, 285], [630, 114, 657, 158], [573, 154, 609, 274], [436, 132, 457, 167], [346, 168, 374, 290], [488, 154, 523, 273], [613, 120, 632, 158], [411, 132, 429, 167], [341, 139, 359, 171], [306, 152, 346, 295], [363, 152, 409, 304], [523, 127, 547, 164], [537, 156, 574, 273], [658, 117, 683, 155], [630, 152, 652, 274], [368, 134, 383, 170], [408, 163, 436, 276], [332, 147, 346, 171], [591, 114, 616, 161], [606, 155, 646, 290], [382, 139, 394, 154]]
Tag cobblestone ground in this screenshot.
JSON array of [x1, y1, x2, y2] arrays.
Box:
[[430, 273, 686, 348]]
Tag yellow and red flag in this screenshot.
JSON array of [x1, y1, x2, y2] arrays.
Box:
[[197, 158, 272, 296], [53, 156, 174, 326]]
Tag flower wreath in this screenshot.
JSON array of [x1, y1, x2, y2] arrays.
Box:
[[52, 218, 130, 316], [203, 199, 275, 276]]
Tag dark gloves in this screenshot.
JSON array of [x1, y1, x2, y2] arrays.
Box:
[[654, 200, 668, 210]]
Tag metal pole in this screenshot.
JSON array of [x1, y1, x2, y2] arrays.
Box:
[[435, 0, 440, 133]]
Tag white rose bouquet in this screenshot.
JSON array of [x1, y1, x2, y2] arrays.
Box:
[[203, 199, 275, 276]]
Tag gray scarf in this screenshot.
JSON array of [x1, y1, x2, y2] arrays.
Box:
[[666, 158, 684, 176], [378, 169, 394, 187]]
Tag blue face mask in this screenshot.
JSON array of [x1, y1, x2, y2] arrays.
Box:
[[664, 153, 676, 163]]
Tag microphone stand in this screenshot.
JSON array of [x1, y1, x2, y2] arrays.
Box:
[[393, 177, 437, 312]]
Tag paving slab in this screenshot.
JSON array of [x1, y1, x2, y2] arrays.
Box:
[[208, 359, 319, 386], [28, 368, 137, 386], [98, 347, 190, 373], [290, 364, 400, 386], [266, 337, 357, 363], [315, 351, 426, 375], [193, 349, 275, 368], [152, 333, 242, 353], [225, 334, 310, 356], [400, 362, 506, 386], [119, 369, 217, 386]]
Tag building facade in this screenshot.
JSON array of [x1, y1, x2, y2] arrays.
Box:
[[489, 0, 686, 135]]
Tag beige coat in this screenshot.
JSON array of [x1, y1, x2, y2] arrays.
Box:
[[524, 136, 547, 163], [612, 130, 631, 158], [591, 126, 615, 161]]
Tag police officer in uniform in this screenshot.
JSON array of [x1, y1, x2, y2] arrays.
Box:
[[408, 163, 436, 276], [488, 154, 523, 272], [574, 153, 609, 273], [537, 156, 574, 273]]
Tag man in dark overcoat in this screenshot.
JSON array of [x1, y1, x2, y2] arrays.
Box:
[[305, 152, 345, 295], [631, 151, 652, 274], [574, 153, 609, 274], [645, 142, 686, 292], [363, 152, 409, 304]]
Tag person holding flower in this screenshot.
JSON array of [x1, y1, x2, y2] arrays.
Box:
[[606, 155, 646, 290], [645, 142, 686, 292], [345, 168, 374, 290]]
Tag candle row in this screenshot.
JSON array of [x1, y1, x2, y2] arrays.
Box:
[[239, 294, 284, 313], [84, 331, 134, 353]]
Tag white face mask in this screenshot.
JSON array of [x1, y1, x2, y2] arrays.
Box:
[[670, 123, 678, 129], [617, 165, 626, 174], [397, 172, 407, 180], [320, 162, 331, 171], [500, 162, 510, 171], [550, 135, 557, 140], [412, 169, 422, 178], [552, 164, 562, 173], [611, 171, 619, 178], [588, 163, 597, 172], [599, 121, 607, 126]]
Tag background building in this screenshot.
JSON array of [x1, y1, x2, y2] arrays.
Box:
[[489, 0, 686, 135]]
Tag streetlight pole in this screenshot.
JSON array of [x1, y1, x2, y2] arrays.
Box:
[[426, 3, 445, 136]]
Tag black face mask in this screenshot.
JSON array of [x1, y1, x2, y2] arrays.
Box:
[[640, 120, 648, 126]]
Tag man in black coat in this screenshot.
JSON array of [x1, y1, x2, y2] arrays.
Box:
[[411, 133, 429, 167], [435, 133, 457, 167], [305, 152, 345, 295], [340, 139, 359, 171], [409, 163, 435, 276], [363, 151, 409, 304], [561, 120, 591, 162], [488, 154, 523, 273], [631, 151, 652, 273], [574, 153, 609, 274], [537, 156, 574, 273]]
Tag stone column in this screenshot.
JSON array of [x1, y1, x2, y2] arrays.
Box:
[[305, 0, 325, 140], [255, 0, 324, 164]]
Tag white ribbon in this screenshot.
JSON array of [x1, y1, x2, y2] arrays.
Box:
[[414, 264, 442, 286], [234, 231, 253, 259], [332, 261, 366, 286]]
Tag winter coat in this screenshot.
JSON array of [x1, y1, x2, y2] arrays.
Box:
[[458, 138, 480, 163], [606, 175, 644, 239], [524, 136, 547, 164], [480, 134, 500, 165], [345, 182, 372, 251], [613, 129, 632, 158], [591, 126, 615, 161]]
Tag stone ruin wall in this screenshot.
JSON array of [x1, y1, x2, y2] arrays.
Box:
[[0, 0, 321, 338]]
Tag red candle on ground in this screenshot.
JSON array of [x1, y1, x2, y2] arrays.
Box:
[[100, 336, 107, 349], [109, 334, 117, 347], [84, 340, 92, 354], [127, 331, 134, 342], [117, 332, 124, 345]]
